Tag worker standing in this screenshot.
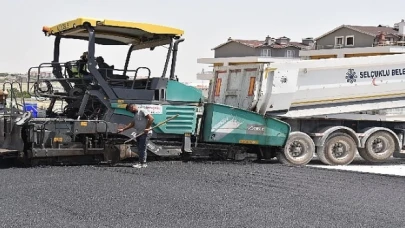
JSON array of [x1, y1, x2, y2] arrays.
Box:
[[117, 104, 154, 168], [0, 89, 8, 111], [77, 51, 89, 76]]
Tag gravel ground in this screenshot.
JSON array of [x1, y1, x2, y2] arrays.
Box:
[[0, 160, 404, 228]]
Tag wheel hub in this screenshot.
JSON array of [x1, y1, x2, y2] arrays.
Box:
[[372, 138, 386, 154], [288, 141, 304, 157], [332, 142, 347, 158]]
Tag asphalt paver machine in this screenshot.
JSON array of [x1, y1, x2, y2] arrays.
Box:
[[0, 17, 291, 166]]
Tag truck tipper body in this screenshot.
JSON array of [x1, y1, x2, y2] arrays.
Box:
[[208, 54, 405, 165]]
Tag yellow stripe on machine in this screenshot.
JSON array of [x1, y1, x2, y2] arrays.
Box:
[[53, 137, 63, 142], [239, 139, 259, 144]]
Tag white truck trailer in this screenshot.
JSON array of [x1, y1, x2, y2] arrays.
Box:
[[208, 54, 405, 166]]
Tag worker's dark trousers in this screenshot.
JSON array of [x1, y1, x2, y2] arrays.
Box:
[[136, 134, 148, 164]]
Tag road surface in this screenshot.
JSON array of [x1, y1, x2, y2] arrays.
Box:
[[0, 160, 404, 228]]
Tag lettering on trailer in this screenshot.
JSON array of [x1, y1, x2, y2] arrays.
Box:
[[246, 124, 265, 135], [346, 68, 405, 83]]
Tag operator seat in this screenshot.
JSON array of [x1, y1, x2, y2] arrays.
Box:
[[96, 56, 114, 80]]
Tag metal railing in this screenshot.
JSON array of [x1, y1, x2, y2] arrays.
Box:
[[372, 41, 405, 47], [197, 71, 213, 74]]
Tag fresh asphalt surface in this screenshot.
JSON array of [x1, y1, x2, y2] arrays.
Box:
[[0, 159, 405, 228]]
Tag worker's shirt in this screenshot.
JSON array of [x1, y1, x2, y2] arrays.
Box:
[[133, 108, 152, 135], [69, 60, 88, 78], [77, 59, 88, 75]]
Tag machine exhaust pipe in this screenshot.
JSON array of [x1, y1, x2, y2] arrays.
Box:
[[169, 38, 185, 80]]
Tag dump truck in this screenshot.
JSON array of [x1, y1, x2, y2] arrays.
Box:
[[0, 17, 292, 166], [208, 55, 405, 166]]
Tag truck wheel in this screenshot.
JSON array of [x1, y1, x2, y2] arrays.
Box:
[[322, 132, 356, 165], [358, 148, 374, 162], [358, 131, 395, 162], [277, 132, 315, 166], [316, 147, 331, 165]]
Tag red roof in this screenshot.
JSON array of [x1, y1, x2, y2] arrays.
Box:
[[269, 42, 309, 49], [212, 38, 309, 50], [315, 24, 400, 40], [231, 39, 263, 48], [347, 25, 399, 36]]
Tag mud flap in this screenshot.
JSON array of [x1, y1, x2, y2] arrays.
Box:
[[393, 151, 405, 158], [393, 129, 405, 158], [3, 124, 24, 151], [181, 133, 192, 153]]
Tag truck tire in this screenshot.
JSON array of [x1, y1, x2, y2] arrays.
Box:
[[322, 132, 356, 165], [316, 147, 331, 165], [358, 131, 395, 162], [277, 132, 315, 166], [358, 148, 374, 162]]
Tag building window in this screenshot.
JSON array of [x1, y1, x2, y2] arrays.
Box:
[[335, 36, 344, 46], [346, 36, 354, 46], [260, 49, 271, 56], [286, 50, 295, 58]]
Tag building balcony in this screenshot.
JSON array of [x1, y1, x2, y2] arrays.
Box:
[[299, 41, 405, 59], [372, 41, 405, 47], [196, 70, 214, 80], [258, 55, 301, 59], [307, 41, 405, 51]]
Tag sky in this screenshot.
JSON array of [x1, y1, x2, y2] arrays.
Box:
[[1, 0, 405, 83]]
